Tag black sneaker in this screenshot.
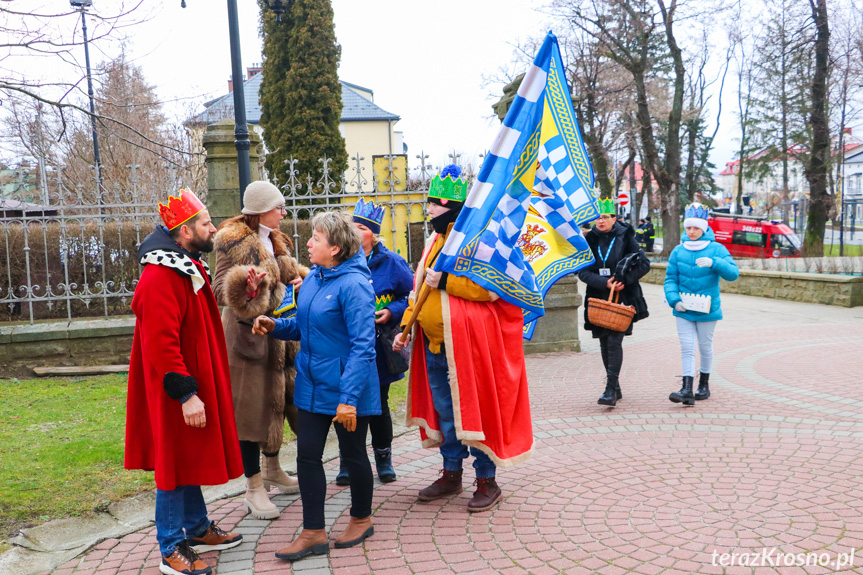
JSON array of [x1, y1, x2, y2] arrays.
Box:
[[187, 522, 242, 553]]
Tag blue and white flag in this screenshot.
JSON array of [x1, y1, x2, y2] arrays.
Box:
[[435, 31, 598, 335]]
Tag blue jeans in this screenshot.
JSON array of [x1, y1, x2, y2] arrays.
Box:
[[155, 486, 210, 556], [424, 340, 496, 479]]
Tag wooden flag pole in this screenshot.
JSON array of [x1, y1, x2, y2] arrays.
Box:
[[400, 283, 430, 340], [400, 223, 454, 340]]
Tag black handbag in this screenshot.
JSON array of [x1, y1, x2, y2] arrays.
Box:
[[376, 325, 409, 375]]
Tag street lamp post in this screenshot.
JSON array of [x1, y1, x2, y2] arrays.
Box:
[[71, 0, 102, 193], [183, 0, 292, 209], [226, 0, 251, 204]]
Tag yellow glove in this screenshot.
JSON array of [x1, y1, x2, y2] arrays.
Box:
[[332, 403, 357, 432]]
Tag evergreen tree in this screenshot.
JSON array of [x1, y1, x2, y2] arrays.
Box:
[[259, 0, 347, 188]]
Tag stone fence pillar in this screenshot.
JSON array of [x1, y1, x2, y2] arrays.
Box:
[[202, 120, 263, 226], [523, 275, 581, 354]]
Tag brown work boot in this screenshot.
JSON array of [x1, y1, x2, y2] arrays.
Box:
[[186, 522, 242, 553], [334, 516, 374, 549], [467, 477, 502, 513], [160, 542, 211, 575], [417, 469, 463, 501], [274, 529, 329, 562]]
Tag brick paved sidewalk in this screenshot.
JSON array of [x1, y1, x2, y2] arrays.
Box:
[[42, 285, 863, 574]]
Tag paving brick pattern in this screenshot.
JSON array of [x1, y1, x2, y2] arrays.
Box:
[[42, 286, 863, 574]]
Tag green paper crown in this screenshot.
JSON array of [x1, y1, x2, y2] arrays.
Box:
[[428, 175, 468, 204], [598, 198, 616, 215]]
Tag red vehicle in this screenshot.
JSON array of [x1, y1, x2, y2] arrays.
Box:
[[707, 213, 802, 258]]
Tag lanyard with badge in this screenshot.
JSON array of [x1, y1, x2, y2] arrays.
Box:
[[598, 238, 615, 276]]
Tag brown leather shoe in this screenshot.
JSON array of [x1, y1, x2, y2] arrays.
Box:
[[275, 529, 329, 562], [417, 469, 463, 501], [160, 542, 211, 575], [186, 522, 242, 553], [467, 477, 502, 512], [334, 516, 374, 549]]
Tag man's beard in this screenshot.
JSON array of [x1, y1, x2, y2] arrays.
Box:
[[188, 231, 214, 253]]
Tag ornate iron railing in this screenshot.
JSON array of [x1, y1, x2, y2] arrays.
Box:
[[0, 153, 453, 324]]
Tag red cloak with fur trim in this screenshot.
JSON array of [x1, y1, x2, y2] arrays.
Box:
[[125, 257, 243, 491], [405, 238, 534, 467]]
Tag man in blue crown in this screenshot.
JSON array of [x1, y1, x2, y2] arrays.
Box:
[[332, 199, 414, 486]]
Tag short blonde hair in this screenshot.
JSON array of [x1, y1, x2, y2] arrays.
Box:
[[312, 211, 361, 265]]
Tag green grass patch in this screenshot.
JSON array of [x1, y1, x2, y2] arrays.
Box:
[[0, 374, 154, 540], [0, 373, 412, 541], [824, 243, 863, 257], [389, 376, 408, 407]]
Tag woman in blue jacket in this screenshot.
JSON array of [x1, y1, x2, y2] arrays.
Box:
[[253, 211, 380, 561], [333, 199, 413, 485], [664, 204, 739, 405]]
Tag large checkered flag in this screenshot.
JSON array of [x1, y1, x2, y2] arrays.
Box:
[[434, 31, 598, 324]]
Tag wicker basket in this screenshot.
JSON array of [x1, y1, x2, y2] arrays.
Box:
[[587, 290, 636, 332]]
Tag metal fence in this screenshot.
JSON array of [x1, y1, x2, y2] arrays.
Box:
[[0, 154, 445, 324]]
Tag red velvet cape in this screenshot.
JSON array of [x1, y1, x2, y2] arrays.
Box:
[[405, 238, 534, 467], [125, 261, 243, 490]]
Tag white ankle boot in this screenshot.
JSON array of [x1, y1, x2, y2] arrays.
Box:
[[262, 455, 300, 494], [244, 473, 279, 519]]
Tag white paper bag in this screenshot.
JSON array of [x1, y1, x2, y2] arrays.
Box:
[[680, 292, 711, 313]]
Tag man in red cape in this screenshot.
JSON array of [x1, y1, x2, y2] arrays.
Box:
[[394, 165, 533, 513], [126, 189, 244, 575]]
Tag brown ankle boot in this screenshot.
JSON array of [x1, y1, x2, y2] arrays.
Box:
[[334, 516, 374, 549], [417, 469, 463, 501], [274, 529, 328, 562], [467, 477, 502, 512]]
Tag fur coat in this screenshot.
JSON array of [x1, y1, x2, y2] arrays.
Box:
[[212, 218, 308, 452]]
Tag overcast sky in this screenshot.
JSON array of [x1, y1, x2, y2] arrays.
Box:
[[17, 0, 859, 179], [123, 0, 557, 172]]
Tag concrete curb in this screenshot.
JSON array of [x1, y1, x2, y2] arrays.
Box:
[[0, 411, 411, 575]]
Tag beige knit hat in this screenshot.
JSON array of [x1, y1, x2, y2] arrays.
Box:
[[241, 180, 285, 215]]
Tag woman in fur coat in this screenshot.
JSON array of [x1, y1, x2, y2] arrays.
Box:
[[212, 180, 308, 520]]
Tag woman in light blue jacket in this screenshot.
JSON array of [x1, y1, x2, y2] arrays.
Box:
[[253, 211, 380, 561], [664, 204, 739, 405]]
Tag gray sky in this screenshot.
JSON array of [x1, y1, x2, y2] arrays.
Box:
[[17, 0, 858, 180]]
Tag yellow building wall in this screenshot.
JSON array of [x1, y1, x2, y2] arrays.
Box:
[[340, 154, 428, 259], [341, 121, 399, 188]]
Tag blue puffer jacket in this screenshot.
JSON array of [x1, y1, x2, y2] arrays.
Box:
[[270, 250, 381, 416], [367, 242, 414, 386], [664, 227, 739, 322]]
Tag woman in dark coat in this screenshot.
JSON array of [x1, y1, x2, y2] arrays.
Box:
[[577, 200, 650, 407]]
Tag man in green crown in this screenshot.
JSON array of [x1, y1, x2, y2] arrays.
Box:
[[393, 164, 534, 513]]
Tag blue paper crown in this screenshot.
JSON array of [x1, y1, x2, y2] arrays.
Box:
[[352, 198, 386, 234], [684, 203, 709, 221]]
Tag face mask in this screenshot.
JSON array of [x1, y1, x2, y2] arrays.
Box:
[[430, 206, 461, 234]]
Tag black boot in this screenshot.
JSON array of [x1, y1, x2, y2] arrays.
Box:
[[694, 372, 710, 400], [669, 376, 695, 406], [598, 381, 617, 407], [335, 451, 350, 486], [373, 447, 396, 483]]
